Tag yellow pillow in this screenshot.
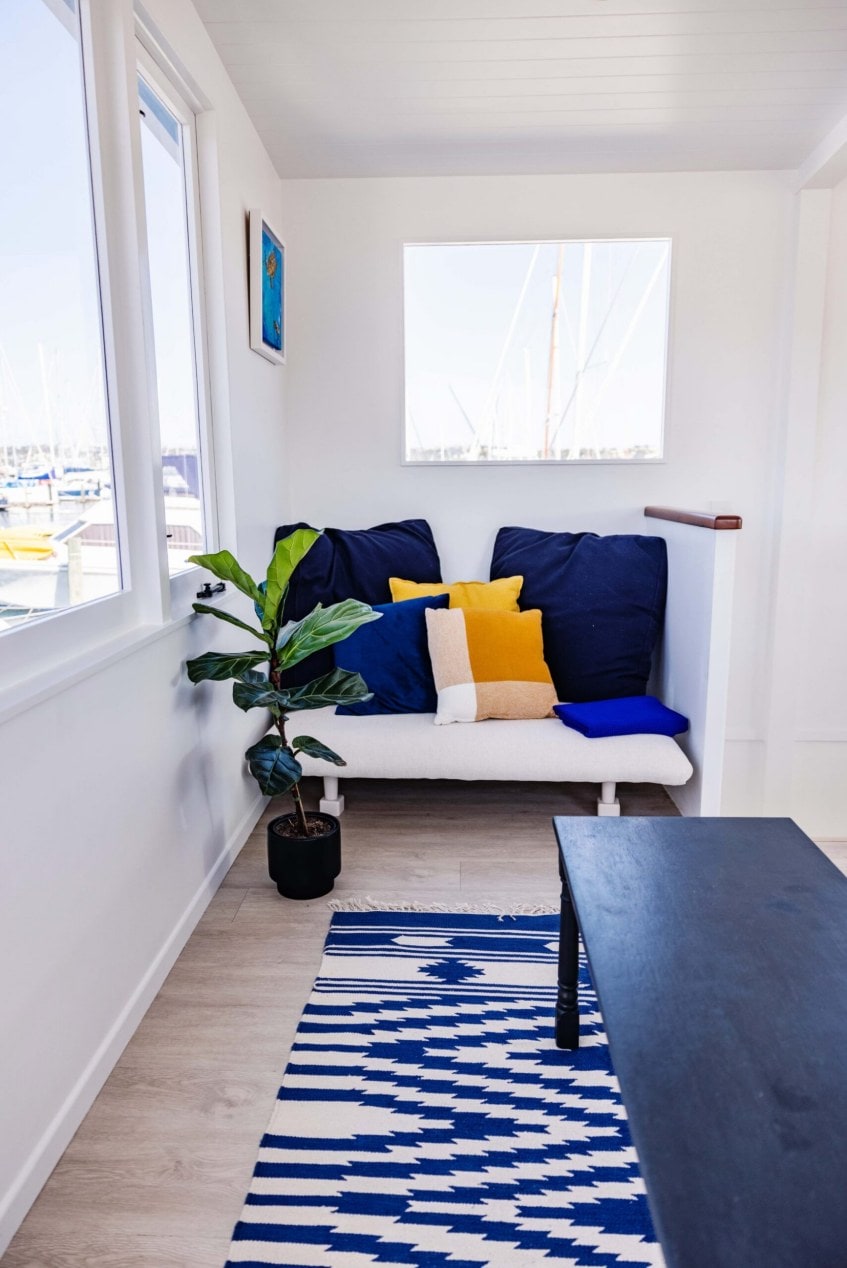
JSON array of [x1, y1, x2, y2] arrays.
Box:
[[425, 607, 557, 724], [389, 575, 523, 612]]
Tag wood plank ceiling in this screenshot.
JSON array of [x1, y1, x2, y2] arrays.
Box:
[[194, 0, 847, 176]]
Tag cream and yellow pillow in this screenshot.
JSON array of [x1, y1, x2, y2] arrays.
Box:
[[389, 575, 523, 612], [425, 607, 557, 724]]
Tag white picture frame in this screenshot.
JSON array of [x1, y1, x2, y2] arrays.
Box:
[[249, 209, 286, 365]]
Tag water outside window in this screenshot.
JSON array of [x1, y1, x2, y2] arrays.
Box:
[[138, 73, 206, 574], [404, 240, 671, 464], [0, 0, 121, 632]]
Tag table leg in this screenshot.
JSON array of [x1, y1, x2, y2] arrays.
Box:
[[556, 856, 580, 1050]]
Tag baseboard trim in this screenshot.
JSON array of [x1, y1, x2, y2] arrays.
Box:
[[0, 790, 267, 1256]]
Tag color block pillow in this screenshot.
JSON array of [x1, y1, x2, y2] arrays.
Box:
[[425, 607, 557, 724], [334, 594, 449, 715], [390, 575, 523, 612]]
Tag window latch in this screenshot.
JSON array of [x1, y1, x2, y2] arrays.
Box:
[[196, 581, 226, 600]]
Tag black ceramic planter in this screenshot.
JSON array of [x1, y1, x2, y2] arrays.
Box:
[[267, 812, 341, 900]]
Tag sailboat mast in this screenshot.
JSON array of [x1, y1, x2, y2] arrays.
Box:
[[0, 355, 10, 474], [38, 343, 57, 475], [570, 243, 594, 458], [543, 245, 564, 459]]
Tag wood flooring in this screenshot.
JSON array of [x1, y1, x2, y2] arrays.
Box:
[[3, 779, 843, 1267]]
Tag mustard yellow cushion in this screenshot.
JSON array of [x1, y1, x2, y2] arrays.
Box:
[[389, 575, 523, 612], [425, 607, 557, 724]]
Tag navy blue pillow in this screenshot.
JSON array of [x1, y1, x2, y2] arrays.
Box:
[[334, 594, 449, 715], [273, 518, 442, 686], [490, 527, 667, 703], [554, 696, 688, 739]]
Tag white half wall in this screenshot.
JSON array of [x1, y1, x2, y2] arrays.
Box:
[[280, 170, 794, 810], [0, 0, 284, 1251], [0, 615, 264, 1249], [651, 521, 737, 817], [789, 178, 847, 839]]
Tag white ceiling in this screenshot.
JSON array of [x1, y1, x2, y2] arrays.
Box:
[[194, 0, 847, 178]]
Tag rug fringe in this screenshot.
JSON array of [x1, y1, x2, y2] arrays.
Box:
[[327, 894, 559, 918]]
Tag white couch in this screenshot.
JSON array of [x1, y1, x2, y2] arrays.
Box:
[[298, 506, 740, 819], [298, 707, 694, 817]]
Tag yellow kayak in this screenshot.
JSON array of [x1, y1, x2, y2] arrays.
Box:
[[0, 528, 56, 562]]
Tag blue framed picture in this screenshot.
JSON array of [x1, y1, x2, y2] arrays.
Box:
[[249, 210, 285, 364]]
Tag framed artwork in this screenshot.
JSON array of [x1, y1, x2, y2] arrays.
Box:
[[249, 209, 285, 364]]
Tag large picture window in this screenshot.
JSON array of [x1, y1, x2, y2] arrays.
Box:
[[0, 0, 121, 631], [403, 239, 671, 464]]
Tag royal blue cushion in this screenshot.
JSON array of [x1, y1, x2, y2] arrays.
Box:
[[273, 518, 442, 687], [490, 527, 667, 702], [554, 696, 688, 739], [334, 594, 449, 715]]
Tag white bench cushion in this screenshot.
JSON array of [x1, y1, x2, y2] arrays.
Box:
[[295, 708, 693, 786]]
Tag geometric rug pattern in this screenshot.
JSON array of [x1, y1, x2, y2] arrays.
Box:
[[226, 911, 663, 1267]]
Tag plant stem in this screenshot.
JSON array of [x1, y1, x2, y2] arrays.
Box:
[[270, 649, 310, 836], [289, 780, 310, 836]]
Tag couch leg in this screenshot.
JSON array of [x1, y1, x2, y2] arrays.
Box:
[[597, 781, 620, 817], [320, 774, 345, 817]]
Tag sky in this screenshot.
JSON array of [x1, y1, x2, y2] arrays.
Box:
[[139, 74, 201, 454], [0, 0, 199, 459]]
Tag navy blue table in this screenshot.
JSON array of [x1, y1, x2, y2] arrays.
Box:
[[553, 815, 847, 1268]]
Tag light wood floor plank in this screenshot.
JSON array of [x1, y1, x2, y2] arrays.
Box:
[[2, 1235, 230, 1268]]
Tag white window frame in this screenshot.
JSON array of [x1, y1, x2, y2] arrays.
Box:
[[135, 39, 220, 615], [0, 0, 145, 697], [400, 237, 673, 468], [0, 0, 232, 708]]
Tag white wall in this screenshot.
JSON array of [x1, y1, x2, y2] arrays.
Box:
[[0, 0, 284, 1250], [280, 170, 794, 813], [790, 178, 847, 838]]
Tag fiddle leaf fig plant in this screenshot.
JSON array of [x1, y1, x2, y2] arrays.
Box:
[[186, 528, 380, 835]]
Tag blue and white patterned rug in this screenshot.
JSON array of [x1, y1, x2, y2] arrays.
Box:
[[226, 911, 662, 1267]]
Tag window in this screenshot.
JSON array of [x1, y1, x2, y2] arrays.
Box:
[[0, 0, 121, 632], [137, 61, 211, 575], [0, 3, 227, 691], [403, 240, 671, 464]]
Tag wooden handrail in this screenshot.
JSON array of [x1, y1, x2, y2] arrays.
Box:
[[644, 506, 742, 531]]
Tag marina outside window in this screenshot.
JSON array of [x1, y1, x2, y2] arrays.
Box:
[[0, 0, 122, 632], [403, 239, 671, 464]]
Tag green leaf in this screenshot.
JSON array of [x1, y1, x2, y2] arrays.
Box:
[[238, 668, 269, 685], [231, 666, 372, 716], [232, 678, 277, 712], [262, 528, 321, 633], [187, 550, 265, 609], [283, 667, 373, 711], [231, 673, 289, 716], [191, 602, 267, 642], [277, 600, 382, 669], [186, 650, 269, 684], [245, 734, 302, 797], [293, 736, 346, 766]]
